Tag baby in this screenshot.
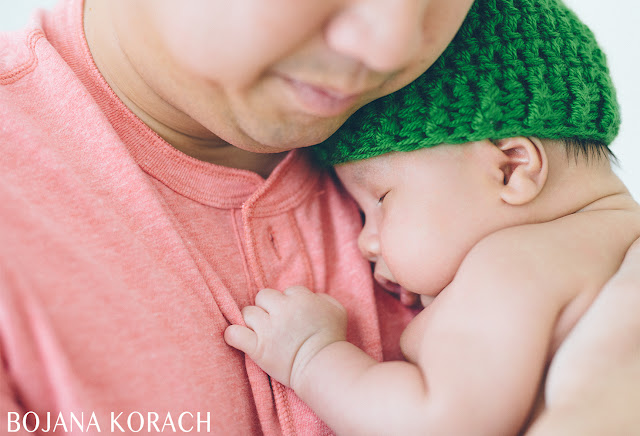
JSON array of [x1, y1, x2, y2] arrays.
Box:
[[225, 0, 640, 434]]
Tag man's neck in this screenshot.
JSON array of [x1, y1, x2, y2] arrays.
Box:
[[82, 0, 286, 179]]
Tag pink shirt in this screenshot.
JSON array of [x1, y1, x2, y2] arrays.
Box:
[[0, 0, 413, 434]]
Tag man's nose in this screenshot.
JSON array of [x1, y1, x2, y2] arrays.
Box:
[[357, 227, 380, 262], [325, 0, 426, 73]]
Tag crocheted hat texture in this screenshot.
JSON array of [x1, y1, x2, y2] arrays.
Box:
[[313, 0, 620, 166]]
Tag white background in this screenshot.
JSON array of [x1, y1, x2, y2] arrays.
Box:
[[1, 0, 638, 200]]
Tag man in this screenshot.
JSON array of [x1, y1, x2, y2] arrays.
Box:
[[0, 0, 638, 434]]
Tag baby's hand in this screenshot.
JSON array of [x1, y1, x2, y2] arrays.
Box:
[[224, 286, 347, 390]]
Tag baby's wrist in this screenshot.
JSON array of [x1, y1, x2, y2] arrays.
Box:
[[290, 337, 346, 393]]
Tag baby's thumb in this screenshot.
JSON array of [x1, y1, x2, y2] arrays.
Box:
[[224, 325, 258, 356]]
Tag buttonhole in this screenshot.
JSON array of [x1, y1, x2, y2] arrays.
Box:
[[267, 227, 281, 260]]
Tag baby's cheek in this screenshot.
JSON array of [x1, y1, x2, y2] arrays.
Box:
[[384, 242, 435, 293], [403, 231, 464, 295]]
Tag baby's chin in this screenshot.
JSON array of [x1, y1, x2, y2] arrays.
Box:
[[374, 275, 423, 307], [420, 295, 436, 307]]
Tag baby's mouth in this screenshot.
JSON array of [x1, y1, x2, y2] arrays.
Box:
[[374, 274, 402, 294], [374, 274, 420, 307]]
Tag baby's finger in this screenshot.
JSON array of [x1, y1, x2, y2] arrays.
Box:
[[283, 285, 313, 297], [242, 305, 270, 332], [224, 325, 257, 355], [317, 293, 346, 311], [255, 288, 285, 313]]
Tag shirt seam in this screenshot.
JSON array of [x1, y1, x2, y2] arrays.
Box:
[[0, 30, 46, 85]]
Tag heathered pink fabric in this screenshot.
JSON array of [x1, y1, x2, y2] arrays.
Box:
[[0, 0, 415, 434]]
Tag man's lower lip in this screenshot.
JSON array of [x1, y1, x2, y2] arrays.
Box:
[[281, 77, 359, 117]]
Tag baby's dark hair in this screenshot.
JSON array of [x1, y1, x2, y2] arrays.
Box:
[[563, 138, 617, 164], [490, 137, 617, 165]]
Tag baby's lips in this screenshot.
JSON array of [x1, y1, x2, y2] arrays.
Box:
[[374, 273, 400, 294], [374, 275, 419, 307]]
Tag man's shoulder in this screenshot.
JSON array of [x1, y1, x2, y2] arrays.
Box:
[[0, 27, 47, 86], [0, 22, 108, 176], [0, 23, 75, 128]]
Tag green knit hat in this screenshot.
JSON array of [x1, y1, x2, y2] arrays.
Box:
[[313, 0, 620, 166]]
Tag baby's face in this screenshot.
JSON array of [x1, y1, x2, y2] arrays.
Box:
[[335, 144, 501, 298]]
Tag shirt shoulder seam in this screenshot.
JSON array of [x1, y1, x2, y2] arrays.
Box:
[[0, 29, 46, 85]]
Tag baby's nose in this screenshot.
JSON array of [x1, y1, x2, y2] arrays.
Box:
[[357, 228, 380, 262]]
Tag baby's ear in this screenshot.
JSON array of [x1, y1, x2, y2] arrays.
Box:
[[496, 137, 548, 205]]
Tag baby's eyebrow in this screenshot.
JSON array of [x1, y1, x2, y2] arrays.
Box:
[[353, 159, 388, 185], [351, 166, 369, 185]]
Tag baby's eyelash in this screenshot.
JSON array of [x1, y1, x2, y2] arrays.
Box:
[[377, 192, 389, 205]]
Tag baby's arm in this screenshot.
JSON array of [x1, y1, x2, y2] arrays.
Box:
[[225, 234, 563, 435], [224, 286, 435, 434], [224, 286, 350, 389]]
